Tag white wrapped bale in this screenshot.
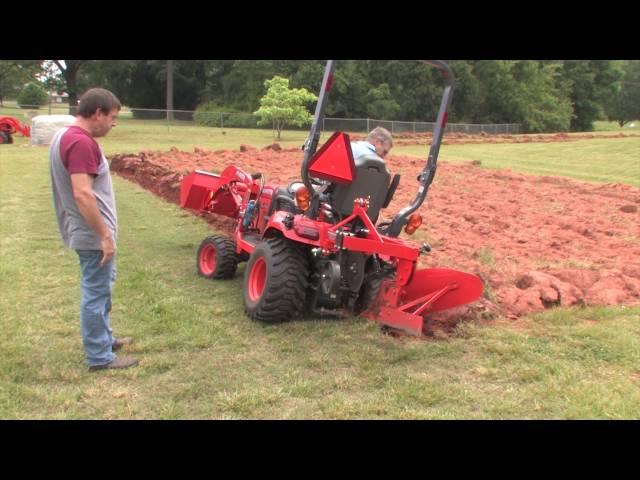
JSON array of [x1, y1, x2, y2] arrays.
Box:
[[30, 115, 77, 145]]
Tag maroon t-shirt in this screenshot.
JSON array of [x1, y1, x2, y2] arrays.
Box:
[[49, 125, 117, 250], [59, 125, 102, 175]]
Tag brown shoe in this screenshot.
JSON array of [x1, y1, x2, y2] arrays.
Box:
[[112, 337, 133, 351], [89, 356, 139, 371]]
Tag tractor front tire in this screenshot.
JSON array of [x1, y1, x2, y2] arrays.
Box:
[[243, 237, 309, 323], [197, 236, 239, 279]]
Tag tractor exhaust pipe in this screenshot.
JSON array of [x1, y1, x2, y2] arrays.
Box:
[[386, 61, 455, 237]]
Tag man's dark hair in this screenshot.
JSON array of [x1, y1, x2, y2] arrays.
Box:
[[77, 88, 121, 118]]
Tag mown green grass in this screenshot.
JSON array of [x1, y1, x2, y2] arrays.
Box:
[[593, 120, 639, 132], [394, 138, 640, 187], [100, 123, 312, 155], [1, 104, 313, 153], [1, 125, 639, 419]]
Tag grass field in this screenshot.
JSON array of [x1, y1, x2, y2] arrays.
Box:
[[1, 122, 639, 419], [395, 139, 640, 187]]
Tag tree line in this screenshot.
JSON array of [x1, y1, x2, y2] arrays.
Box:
[[2, 60, 638, 132]]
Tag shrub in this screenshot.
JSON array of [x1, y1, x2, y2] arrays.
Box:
[[131, 109, 165, 120], [194, 101, 259, 128], [17, 82, 48, 108], [222, 112, 259, 128], [193, 101, 222, 127]]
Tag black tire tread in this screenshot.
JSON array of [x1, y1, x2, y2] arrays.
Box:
[[244, 237, 309, 323], [197, 235, 239, 279], [354, 274, 384, 314]]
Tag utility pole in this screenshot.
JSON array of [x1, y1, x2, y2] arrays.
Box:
[[166, 60, 174, 121]]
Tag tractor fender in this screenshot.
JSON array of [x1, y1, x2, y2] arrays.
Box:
[[262, 212, 324, 248]]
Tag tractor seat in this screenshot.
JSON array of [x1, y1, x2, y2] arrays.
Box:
[[266, 187, 297, 217], [330, 154, 391, 223]]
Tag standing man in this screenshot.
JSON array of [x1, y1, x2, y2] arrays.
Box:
[[350, 126, 393, 161], [49, 88, 138, 371]]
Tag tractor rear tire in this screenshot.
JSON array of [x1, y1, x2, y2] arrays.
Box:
[[197, 236, 239, 279], [354, 276, 384, 315], [354, 258, 389, 314], [0, 131, 11, 144], [243, 237, 309, 323]]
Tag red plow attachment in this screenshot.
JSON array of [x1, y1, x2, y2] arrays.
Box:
[[365, 268, 483, 336]]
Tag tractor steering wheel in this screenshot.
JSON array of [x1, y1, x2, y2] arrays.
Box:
[[244, 173, 265, 229], [251, 172, 265, 202]]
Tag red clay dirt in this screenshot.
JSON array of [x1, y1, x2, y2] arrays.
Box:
[[109, 133, 640, 330], [374, 131, 640, 146]]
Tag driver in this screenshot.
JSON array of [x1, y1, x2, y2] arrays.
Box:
[[350, 127, 393, 161]]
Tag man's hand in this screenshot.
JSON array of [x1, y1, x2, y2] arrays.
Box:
[[100, 233, 115, 266]]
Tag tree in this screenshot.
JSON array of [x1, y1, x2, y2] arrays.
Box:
[[76, 60, 136, 99], [17, 82, 48, 108], [53, 60, 87, 114], [366, 83, 400, 119], [40, 61, 66, 114], [254, 76, 317, 140], [605, 60, 640, 127], [448, 61, 483, 123], [323, 60, 369, 118], [166, 60, 174, 121], [467, 60, 574, 132], [472, 60, 521, 123], [78, 61, 205, 118], [290, 61, 325, 94], [563, 60, 624, 131], [510, 61, 573, 132], [222, 60, 300, 112], [0, 61, 40, 105], [365, 60, 442, 121]]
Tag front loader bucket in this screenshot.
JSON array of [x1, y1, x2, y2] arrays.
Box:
[[180, 170, 222, 210], [366, 268, 483, 335], [180, 170, 241, 218]]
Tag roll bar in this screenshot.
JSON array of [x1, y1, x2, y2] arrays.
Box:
[[386, 60, 454, 237], [301, 60, 455, 237]]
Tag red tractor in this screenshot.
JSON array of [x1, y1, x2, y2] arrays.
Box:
[[0, 116, 31, 144], [180, 60, 483, 336]]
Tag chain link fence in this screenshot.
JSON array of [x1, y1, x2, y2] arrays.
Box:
[[323, 117, 521, 135], [120, 109, 521, 134], [4, 104, 521, 134]]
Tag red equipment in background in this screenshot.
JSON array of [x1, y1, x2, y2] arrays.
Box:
[[180, 60, 483, 336], [0, 116, 31, 144]]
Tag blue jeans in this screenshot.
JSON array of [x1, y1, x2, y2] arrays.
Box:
[[76, 250, 118, 367]]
